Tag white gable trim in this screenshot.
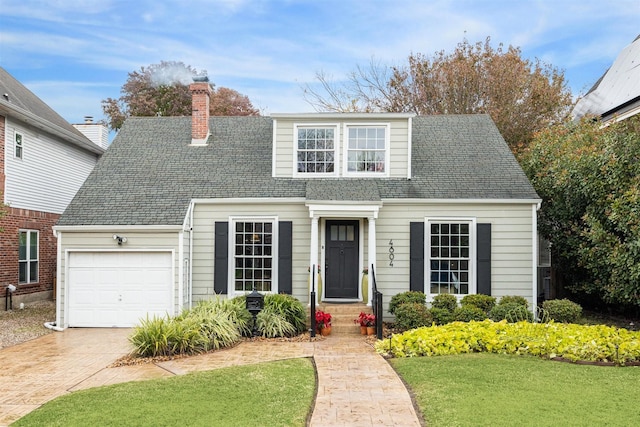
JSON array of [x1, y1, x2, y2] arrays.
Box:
[[306, 202, 381, 219]]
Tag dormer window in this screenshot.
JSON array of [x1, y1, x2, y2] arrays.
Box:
[[345, 124, 389, 176], [295, 125, 337, 175]]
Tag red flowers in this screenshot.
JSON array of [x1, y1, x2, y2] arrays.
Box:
[[355, 311, 375, 327], [315, 310, 332, 329]]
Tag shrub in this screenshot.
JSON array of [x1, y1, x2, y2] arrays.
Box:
[[263, 293, 307, 334], [188, 309, 241, 350], [498, 295, 529, 308], [389, 291, 426, 315], [542, 299, 583, 323], [375, 320, 640, 365], [129, 315, 209, 357], [489, 302, 533, 322], [130, 315, 174, 357], [429, 307, 455, 325], [454, 305, 488, 322], [257, 309, 297, 338], [394, 302, 433, 331], [431, 293, 458, 312], [460, 294, 496, 313], [189, 297, 252, 336]]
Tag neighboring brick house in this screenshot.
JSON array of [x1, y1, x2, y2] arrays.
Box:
[[1, 67, 104, 306], [53, 77, 540, 329]]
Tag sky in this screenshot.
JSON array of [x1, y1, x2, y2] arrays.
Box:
[[1, 0, 639, 128]]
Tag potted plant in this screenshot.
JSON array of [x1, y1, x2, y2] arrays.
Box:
[[315, 310, 332, 336], [354, 312, 375, 335]]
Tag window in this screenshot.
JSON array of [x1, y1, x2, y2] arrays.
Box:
[[428, 222, 471, 295], [19, 230, 38, 283], [233, 219, 275, 293], [346, 126, 387, 174], [15, 132, 23, 159], [296, 126, 336, 174]]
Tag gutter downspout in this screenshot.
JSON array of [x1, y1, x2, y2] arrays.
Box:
[[44, 322, 64, 332], [185, 201, 195, 309], [532, 201, 541, 321], [52, 227, 65, 330]]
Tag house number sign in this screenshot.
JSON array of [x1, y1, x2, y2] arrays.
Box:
[[389, 240, 394, 266]]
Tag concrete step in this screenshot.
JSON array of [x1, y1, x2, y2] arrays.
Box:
[[308, 303, 374, 335]]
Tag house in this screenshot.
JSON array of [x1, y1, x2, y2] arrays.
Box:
[[572, 34, 640, 122], [52, 77, 540, 328], [0, 67, 104, 306]]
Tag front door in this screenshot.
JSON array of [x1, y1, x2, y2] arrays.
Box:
[[325, 220, 359, 298]]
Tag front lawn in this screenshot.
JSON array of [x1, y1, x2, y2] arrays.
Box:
[[392, 353, 640, 426], [14, 358, 315, 427]]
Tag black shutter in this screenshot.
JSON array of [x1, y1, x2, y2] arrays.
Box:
[[410, 222, 425, 292], [214, 222, 228, 294], [278, 221, 293, 294], [477, 223, 491, 296]]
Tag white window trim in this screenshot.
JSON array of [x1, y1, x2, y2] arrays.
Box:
[[15, 131, 23, 159], [425, 217, 477, 302], [342, 122, 390, 178], [19, 229, 39, 284], [227, 216, 279, 296], [293, 123, 339, 178]]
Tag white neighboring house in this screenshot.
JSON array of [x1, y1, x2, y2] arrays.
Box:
[[73, 116, 109, 150], [0, 67, 104, 305], [573, 34, 640, 123]]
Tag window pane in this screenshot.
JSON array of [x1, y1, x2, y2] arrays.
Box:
[[30, 234, 38, 259], [19, 232, 27, 260], [346, 226, 354, 241], [30, 262, 38, 282], [19, 262, 27, 283]]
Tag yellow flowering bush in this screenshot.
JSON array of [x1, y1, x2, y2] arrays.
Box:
[[375, 320, 640, 365]]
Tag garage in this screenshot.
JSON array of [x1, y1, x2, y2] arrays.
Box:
[[68, 251, 173, 327]]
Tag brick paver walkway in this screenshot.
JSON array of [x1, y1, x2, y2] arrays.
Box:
[[0, 329, 421, 426]]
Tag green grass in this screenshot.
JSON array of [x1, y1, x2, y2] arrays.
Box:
[[391, 353, 640, 427], [15, 358, 315, 427]]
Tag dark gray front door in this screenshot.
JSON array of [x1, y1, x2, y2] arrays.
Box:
[[325, 220, 359, 298]]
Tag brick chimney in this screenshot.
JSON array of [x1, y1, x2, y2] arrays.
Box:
[[190, 76, 212, 145]]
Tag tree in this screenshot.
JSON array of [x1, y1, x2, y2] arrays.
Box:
[[304, 38, 573, 152], [519, 117, 640, 311], [102, 61, 260, 131]]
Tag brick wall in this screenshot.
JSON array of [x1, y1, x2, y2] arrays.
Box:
[[0, 207, 59, 297]]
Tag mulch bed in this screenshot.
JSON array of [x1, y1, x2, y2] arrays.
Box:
[[110, 332, 326, 367]]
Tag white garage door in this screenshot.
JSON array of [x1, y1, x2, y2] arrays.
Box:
[[68, 252, 173, 327]]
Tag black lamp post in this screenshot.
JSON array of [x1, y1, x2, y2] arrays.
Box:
[[246, 287, 264, 337]]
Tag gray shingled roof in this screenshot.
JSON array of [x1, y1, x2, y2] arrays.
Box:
[[0, 67, 102, 154], [57, 114, 538, 226]]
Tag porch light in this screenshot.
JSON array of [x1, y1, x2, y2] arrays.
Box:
[[246, 287, 264, 337], [112, 234, 127, 245]]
